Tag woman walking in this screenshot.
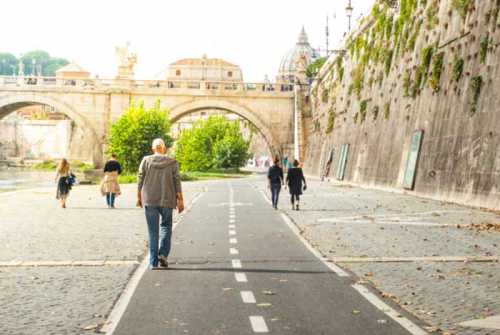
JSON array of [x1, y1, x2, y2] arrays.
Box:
[[267, 157, 284, 209], [55, 158, 73, 208], [101, 154, 122, 208], [286, 159, 307, 211]]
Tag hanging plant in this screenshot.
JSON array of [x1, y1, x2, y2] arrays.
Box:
[[470, 76, 483, 114], [360, 100, 368, 123], [452, 0, 473, 20], [429, 52, 445, 92], [480, 35, 490, 64], [326, 110, 336, 133], [384, 102, 391, 119], [452, 57, 464, 82]]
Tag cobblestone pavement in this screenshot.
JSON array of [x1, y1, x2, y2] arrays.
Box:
[[0, 182, 204, 335], [254, 177, 500, 335]]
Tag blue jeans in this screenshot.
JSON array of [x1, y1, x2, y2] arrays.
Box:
[[270, 183, 281, 208], [106, 193, 116, 207], [145, 206, 173, 268]]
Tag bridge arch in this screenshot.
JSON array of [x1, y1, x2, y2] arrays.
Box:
[[0, 94, 103, 166], [169, 99, 278, 155]]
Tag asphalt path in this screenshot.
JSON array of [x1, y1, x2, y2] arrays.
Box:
[[112, 179, 423, 335]]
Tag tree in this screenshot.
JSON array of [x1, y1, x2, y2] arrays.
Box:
[[0, 53, 18, 75], [175, 116, 250, 172], [107, 100, 173, 172], [306, 57, 327, 79]]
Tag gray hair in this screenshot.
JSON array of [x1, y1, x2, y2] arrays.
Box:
[[151, 138, 166, 149]]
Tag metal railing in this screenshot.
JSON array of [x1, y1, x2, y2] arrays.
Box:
[[0, 75, 295, 94]]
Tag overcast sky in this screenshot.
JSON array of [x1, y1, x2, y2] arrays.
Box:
[[1, 0, 374, 82]]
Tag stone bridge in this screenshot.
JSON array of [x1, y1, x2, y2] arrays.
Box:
[[0, 76, 297, 166]]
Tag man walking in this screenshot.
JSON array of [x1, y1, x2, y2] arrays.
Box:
[[137, 138, 184, 269], [267, 157, 284, 209]]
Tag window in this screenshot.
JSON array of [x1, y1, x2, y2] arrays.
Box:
[[228, 71, 233, 77], [176, 69, 181, 76]]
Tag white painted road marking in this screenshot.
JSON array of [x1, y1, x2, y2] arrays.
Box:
[[249, 316, 269, 333], [230, 248, 239, 255], [241, 291, 256, 303], [228, 224, 236, 229], [229, 214, 236, 219], [229, 230, 236, 235], [235, 272, 247, 282], [352, 284, 428, 335], [232, 259, 242, 268], [279, 213, 350, 277], [229, 219, 236, 223], [229, 238, 238, 244]]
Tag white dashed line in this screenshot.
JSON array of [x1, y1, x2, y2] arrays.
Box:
[[240, 291, 256, 303], [352, 284, 428, 335], [229, 214, 236, 219], [229, 238, 238, 244], [235, 272, 247, 282], [232, 259, 242, 268], [229, 230, 236, 235], [229, 219, 236, 223], [249, 316, 269, 333], [230, 248, 239, 255], [228, 224, 236, 229]]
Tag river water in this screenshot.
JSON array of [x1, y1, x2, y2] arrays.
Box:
[[0, 167, 55, 193]]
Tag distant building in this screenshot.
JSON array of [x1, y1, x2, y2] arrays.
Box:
[[276, 27, 319, 84], [167, 55, 243, 82]]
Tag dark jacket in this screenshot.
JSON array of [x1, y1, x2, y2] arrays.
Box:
[[286, 167, 306, 195], [104, 160, 122, 174], [267, 165, 284, 185], [138, 154, 182, 208]]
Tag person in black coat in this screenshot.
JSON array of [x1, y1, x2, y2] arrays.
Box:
[[286, 159, 307, 211], [267, 157, 284, 209]]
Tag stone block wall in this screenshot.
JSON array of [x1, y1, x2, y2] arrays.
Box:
[[304, 0, 500, 210]]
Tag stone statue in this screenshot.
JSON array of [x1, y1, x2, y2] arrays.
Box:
[[115, 42, 137, 79]]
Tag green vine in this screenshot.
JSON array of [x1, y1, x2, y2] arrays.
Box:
[[372, 106, 380, 120], [470, 76, 483, 114], [360, 100, 368, 123], [321, 88, 329, 103], [407, 19, 423, 51], [352, 65, 365, 99], [429, 52, 445, 92], [425, 0, 440, 29], [384, 49, 394, 76], [403, 71, 411, 96], [384, 102, 391, 119], [354, 112, 359, 124], [452, 0, 473, 20], [326, 110, 336, 133], [336, 57, 344, 82], [480, 35, 490, 64], [452, 57, 464, 82]]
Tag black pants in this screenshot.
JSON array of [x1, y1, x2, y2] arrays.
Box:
[[291, 194, 300, 204], [270, 183, 281, 207]]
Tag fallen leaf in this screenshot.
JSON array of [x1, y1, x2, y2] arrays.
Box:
[[81, 324, 98, 331], [352, 310, 361, 315], [257, 303, 272, 307], [262, 290, 276, 295]]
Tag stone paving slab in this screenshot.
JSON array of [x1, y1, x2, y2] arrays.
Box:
[[255, 178, 500, 335], [0, 265, 134, 335], [0, 180, 205, 334]]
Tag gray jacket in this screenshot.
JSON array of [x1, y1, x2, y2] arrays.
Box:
[[138, 154, 182, 208]]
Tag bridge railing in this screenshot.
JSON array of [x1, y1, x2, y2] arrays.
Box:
[[0, 75, 295, 94]]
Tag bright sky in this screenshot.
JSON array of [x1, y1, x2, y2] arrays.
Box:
[[1, 0, 374, 82]]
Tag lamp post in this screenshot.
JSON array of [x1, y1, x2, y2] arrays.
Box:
[[345, 0, 354, 32]]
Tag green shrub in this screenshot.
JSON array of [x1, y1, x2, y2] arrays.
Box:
[[175, 116, 250, 172], [326, 110, 336, 133]]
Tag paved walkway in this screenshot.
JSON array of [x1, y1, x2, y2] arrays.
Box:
[[254, 178, 500, 335], [0, 182, 202, 335], [112, 179, 425, 335]]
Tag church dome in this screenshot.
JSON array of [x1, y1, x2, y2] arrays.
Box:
[[277, 27, 317, 82]]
